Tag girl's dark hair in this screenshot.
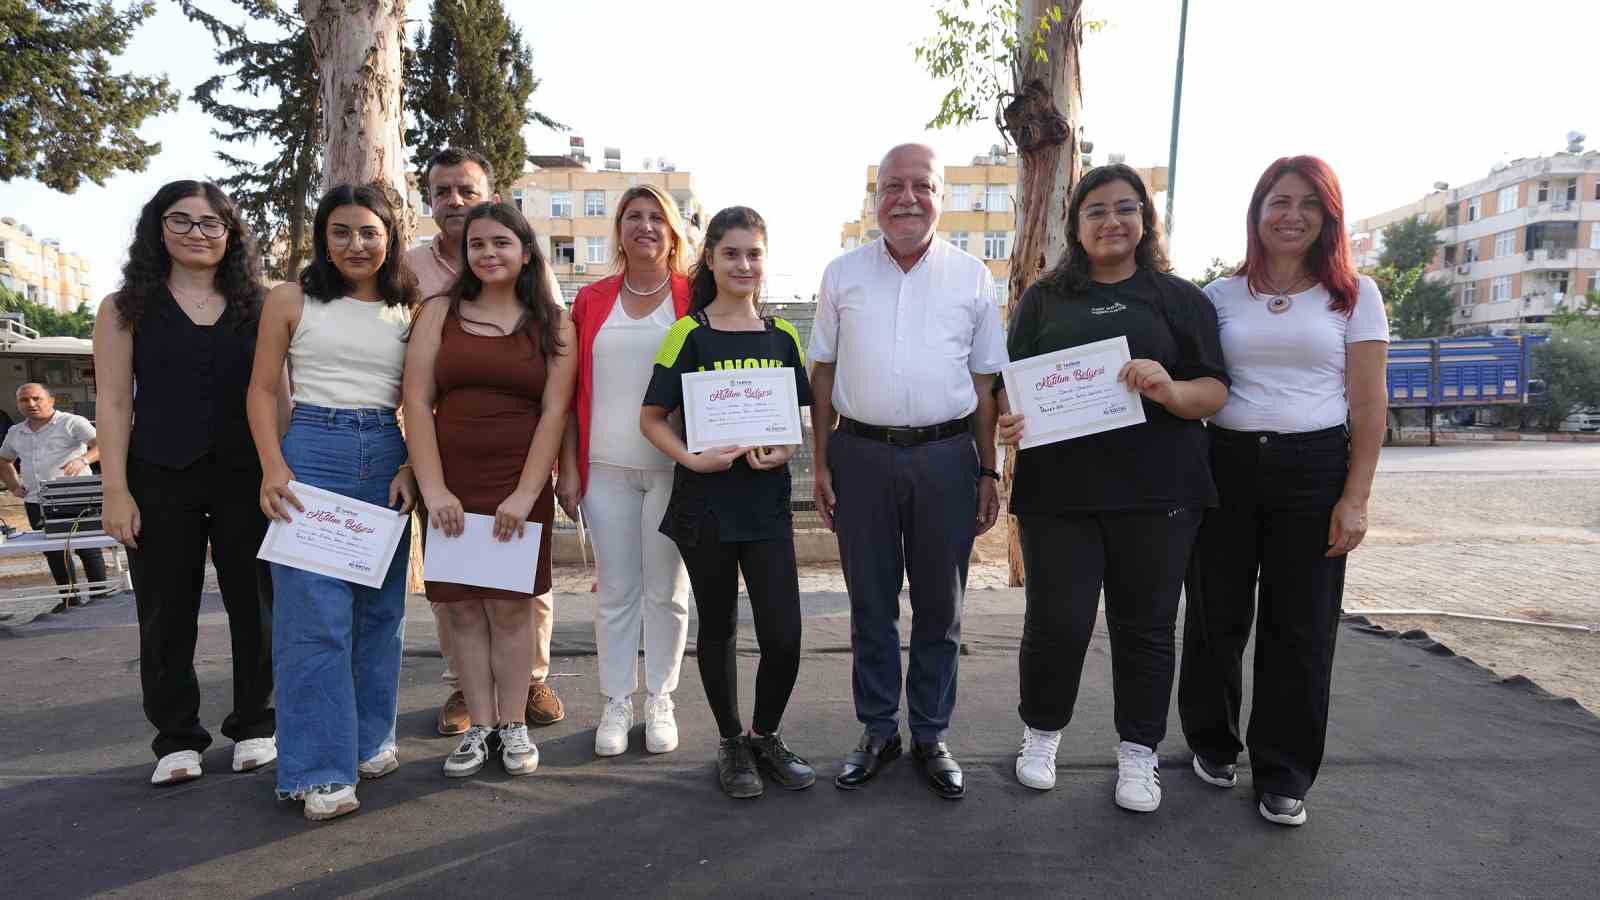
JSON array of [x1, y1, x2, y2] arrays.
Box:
[[300, 183, 418, 307], [1043, 163, 1171, 292], [688, 206, 767, 315], [113, 180, 264, 330], [440, 202, 564, 357]]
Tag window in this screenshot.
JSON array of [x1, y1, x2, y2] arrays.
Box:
[[1495, 230, 1516, 257], [584, 190, 606, 217], [512, 188, 525, 212], [1446, 205, 1459, 227], [1491, 275, 1513, 302], [1467, 197, 1481, 222], [1594, 181, 1600, 201], [585, 236, 608, 264], [1537, 181, 1549, 202], [1592, 223, 1600, 250], [1588, 273, 1599, 296], [550, 192, 573, 218], [948, 231, 969, 252], [1463, 242, 1479, 263], [1497, 185, 1518, 212], [985, 185, 1011, 213], [1565, 180, 1579, 203], [1443, 245, 1458, 265], [983, 231, 1009, 259], [419, 196, 431, 216], [1461, 282, 1477, 307], [551, 237, 575, 265], [949, 184, 971, 211], [0, 241, 7, 259], [1551, 272, 1569, 297]]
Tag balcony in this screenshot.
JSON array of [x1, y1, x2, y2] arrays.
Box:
[[1526, 200, 1582, 222], [1523, 246, 1576, 271]]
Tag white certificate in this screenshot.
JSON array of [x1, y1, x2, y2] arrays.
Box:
[[256, 482, 409, 588], [1001, 335, 1147, 449], [423, 512, 542, 595], [681, 367, 803, 453]]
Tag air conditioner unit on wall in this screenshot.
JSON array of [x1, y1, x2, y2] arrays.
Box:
[[1462, 307, 1473, 318], [972, 201, 984, 211], [572, 263, 587, 274]]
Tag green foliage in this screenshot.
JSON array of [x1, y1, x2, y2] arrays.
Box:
[[178, 1, 320, 281], [1548, 289, 1600, 330], [1190, 257, 1240, 289], [0, 286, 94, 338], [406, 0, 564, 195], [0, 0, 180, 192], [1367, 263, 1452, 339], [1376, 216, 1441, 272], [914, 0, 1066, 131], [1528, 322, 1600, 430]]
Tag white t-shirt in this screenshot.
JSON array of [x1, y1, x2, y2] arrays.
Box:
[[589, 296, 677, 470], [808, 237, 1008, 427], [1207, 274, 1389, 433], [289, 296, 411, 410]]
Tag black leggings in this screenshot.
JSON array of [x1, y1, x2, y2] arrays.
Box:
[[675, 523, 802, 740], [1017, 507, 1201, 749]]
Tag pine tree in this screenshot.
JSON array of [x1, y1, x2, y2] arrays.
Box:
[[0, 1, 180, 193], [406, 0, 563, 194], [179, 1, 321, 280]]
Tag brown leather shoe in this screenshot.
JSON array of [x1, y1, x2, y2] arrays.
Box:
[[436, 690, 470, 736], [526, 679, 565, 726]]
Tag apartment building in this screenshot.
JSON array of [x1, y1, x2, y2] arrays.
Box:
[[1349, 145, 1600, 333], [411, 149, 703, 302], [839, 148, 1168, 318], [0, 217, 94, 313]]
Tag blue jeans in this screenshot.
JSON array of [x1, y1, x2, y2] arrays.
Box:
[[271, 405, 410, 798]]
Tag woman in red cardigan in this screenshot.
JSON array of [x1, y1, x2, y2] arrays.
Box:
[[559, 184, 695, 757]]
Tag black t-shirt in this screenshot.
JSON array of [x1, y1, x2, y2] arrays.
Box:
[[1006, 269, 1228, 514], [642, 312, 813, 544]]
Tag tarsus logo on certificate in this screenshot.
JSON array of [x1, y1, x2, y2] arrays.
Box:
[[257, 482, 409, 589]]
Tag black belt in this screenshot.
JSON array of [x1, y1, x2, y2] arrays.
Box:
[[1209, 424, 1348, 444], [837, 416, 970, 448]]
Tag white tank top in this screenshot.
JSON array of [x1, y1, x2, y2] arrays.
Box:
[[288, 296, 410, 410]]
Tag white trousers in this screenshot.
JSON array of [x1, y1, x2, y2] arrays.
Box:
[[583, 464, 690, 699]]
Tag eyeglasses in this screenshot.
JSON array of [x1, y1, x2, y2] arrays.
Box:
[[1081, 201, 1144, 222], [162, 214, 229, 239], [329, 227, 386, 249]]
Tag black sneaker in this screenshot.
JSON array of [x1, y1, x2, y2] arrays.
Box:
[[716, 736, 763, 799], [1259, 792, 1307, 826], [748, 731, 816, 791], [1191, 754, 1237, 788]]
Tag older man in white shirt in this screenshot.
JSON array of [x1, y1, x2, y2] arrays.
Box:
[[810, 143, 1008, 800], [0, 383, 108, 604]]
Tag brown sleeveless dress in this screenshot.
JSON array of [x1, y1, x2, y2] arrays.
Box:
[[426, 311, 555, 600]]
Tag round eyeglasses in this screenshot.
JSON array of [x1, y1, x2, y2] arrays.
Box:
[[162, 214, 230, 239]]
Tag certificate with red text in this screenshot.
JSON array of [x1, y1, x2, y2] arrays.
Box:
[[1002, 336, 1146, 449], [256, 481, 408, 589], [682, 368, 803, 453]]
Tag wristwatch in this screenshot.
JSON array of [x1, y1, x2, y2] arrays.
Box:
[[978, 467, 1001, 481]]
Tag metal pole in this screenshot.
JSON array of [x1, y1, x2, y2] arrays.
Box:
[[1165, 0, 1189, 243]]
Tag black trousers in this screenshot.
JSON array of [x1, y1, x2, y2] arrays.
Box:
[[1017, 508, 1200, 749], [675, 518, 802, 740], [127, 455, 275, 758], [1179, 425, 1349, 800], [23, 502, 107, 594]]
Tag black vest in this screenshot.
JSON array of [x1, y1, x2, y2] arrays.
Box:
[[129, 290, 260, 470]]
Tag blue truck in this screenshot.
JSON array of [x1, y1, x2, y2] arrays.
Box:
[[1385, 334, 1548, 443]]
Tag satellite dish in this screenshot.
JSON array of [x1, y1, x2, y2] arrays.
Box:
[[1567, 131, 1586, 153]]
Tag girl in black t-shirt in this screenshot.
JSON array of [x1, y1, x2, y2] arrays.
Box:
[[995, 165, 1229, 812], [641, 207, 815, 800]]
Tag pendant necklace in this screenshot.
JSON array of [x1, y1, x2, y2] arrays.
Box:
[[623, 271, 671, 296], [170, 284, 214, 312], [1261, 272, 1312, 314]]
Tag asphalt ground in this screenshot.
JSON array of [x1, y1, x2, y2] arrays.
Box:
[[2, 590, 1597, 898]]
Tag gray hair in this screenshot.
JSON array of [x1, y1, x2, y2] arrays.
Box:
[[876, 143, 944, 196]]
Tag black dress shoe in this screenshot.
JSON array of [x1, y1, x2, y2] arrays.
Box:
[[834, 731, 902, 790], [749, 731, 815, 791], [1258, 792, 1307, 826], [912, 740, 964, 800]]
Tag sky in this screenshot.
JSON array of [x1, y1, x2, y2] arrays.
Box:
[[2, 0, 1596, 305]]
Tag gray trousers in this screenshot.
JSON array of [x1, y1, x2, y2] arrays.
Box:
[[829, 430, 977, 744]]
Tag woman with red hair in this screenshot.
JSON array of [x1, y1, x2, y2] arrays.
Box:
[[1178, 156, 1389, 826]]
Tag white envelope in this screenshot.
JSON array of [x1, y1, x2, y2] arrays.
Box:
[[423, 512, 542, 594]]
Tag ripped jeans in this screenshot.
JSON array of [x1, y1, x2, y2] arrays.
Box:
[[271, 405, 410, 798]]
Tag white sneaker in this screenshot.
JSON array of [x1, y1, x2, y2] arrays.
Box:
[[151, 750, 202, 786], [1015, 726, 1061, 791], [644, 693, 678, 754], [303, 784, 359, 821], [444, 724, 493, 777], [232, 737, 276, 772], [1114, 741, 1162, 812], [359, 747, 398, 780], [594, 697, 633, 757], [499, 723, 539, 775]]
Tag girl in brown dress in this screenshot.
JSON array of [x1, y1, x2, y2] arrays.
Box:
[[403, 203, 576, 778]]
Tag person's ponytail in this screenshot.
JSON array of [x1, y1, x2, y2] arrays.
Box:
[[687, 257, 717, 316]]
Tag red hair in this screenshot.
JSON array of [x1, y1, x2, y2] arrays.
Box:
[[1238, 155, 1360, 316]]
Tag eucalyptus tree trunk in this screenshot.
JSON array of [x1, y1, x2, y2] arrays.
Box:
[[1002, 0, 1083, 586]]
